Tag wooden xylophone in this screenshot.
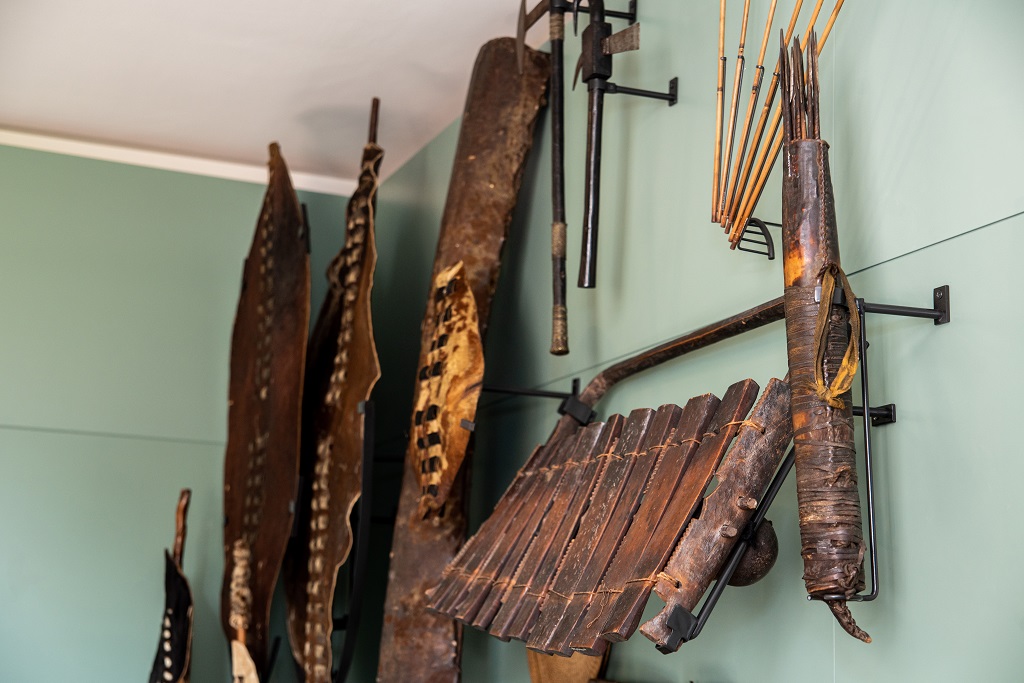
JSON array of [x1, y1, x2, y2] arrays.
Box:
[[428, 377, 793, 656]]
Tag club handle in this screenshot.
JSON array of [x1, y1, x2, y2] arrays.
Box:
[[549, 23, 569, 355], [578, 85, 604, 289]]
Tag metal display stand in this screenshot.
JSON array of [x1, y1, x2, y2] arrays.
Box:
[[481, 286, 950, 651], [661, 286, 951, 648]]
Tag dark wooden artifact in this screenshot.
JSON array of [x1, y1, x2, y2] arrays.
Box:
[[777, 33, 868, 642], [575, 0, 640, 288], [569, 380, 761, 654], [639, 378, 793, 652], [222, 143, 310, 682], [283, 100, 384, 683], [516, 0, 571, 355], [376, 37, 549, 683], [427, 299, 785, 631], [149, 490, 194, 683], [429, 377, 791, 655]]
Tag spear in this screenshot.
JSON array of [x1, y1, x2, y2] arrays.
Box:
[[518, 0, 573, 354], [715, 0, 752, 223], [711, 0, 726, 222], [575, 0, 641, 288]]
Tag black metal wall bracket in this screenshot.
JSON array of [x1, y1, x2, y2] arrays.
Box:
[[482, 378, 596, 424], [601, 77, 678, 106], [736, 217, 777, 259], [661, 285, 950, 646], [566, 0, 638, 26]]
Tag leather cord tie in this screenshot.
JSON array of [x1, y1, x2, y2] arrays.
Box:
[[813, 262, 860, 409]]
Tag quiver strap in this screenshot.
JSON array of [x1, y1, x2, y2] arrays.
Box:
[[222, 143, 310, 679], [283, 133, 384, 682], [377, 37, 549, 683]]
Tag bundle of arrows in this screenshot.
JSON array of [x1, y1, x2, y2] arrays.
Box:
[[710, 0, 845, 248]]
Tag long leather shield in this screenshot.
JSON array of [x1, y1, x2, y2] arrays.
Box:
[[376, 37, 549, 683], [283, 122, 384, 683], [149, 490, 193, 683], [222, 143, 310, 681]]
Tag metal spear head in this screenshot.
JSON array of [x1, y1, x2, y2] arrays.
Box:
[[516, 0, 528, 73], [573, 21, 640, 89], [602, 22, 639, 55]]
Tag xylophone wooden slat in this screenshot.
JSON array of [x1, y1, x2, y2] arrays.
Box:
[[479, 417, 624, 636], [525, 407, 664, 653], [641, 378, 792, 652], [541, 403, 687, 655], [448, 428, 587, 622], [428, 428, 573, 614], [499, 416, 626, 641], [487, 413, 622, 643], [573, 378, 760, 652], [469, 420, 614, 630]]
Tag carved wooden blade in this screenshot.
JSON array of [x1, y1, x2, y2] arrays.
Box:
[[221, 143, 310, 682], [516, 0, 528, 73], [526, 649, 608, 683], [413, 262, 484, 515], [283, 129, 383, 682], [572, 379, 760, 652], [377, 37, 549, 683], [602, 22, 639, 55], [640, 378, 793, 652], [150, 490, 194, 683]]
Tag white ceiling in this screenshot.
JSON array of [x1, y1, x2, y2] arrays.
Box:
[[0, 0, 545, 193]]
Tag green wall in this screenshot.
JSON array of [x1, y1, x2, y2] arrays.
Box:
[[1, 1, 1022, 682], [0, 145, 350, 682], [379, 1, 1024, 681]]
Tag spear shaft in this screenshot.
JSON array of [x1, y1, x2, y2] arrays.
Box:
[[712, 0, 726, 222], [550, 3, 570, 353], [716, 0, 753, 221]]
